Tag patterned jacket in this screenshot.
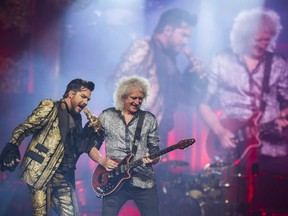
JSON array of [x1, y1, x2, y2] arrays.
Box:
[[9, 99, 67, 189]]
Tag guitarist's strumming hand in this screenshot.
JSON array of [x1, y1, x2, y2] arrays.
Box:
[[216, 126, 237, 149], [103, 158, 119, 171], [199, 103, 236, 150], [89, 147, 118, 171]]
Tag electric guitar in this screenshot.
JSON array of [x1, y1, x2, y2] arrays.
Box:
[[92, 138, 195, 198], [206, 112, 288, 165], [206, 112, 270, 165]]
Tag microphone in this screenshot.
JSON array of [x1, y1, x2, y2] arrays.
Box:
[[183, 46, 206, 78], [83, 107, 102, 132]]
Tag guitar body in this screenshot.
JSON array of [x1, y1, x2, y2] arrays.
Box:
[[92, 138, 195, 198], [206, 113, 262, 164], [92, 154, 133, 198]]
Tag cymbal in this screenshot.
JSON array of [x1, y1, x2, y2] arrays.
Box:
[[161, 160, 189, 167]]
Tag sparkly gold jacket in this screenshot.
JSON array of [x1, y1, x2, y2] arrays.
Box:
[[8, 99, 64, 189]]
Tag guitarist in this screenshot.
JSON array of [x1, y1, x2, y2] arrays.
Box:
[[89, 75, 161, 216], [199, 8, 288, 214]]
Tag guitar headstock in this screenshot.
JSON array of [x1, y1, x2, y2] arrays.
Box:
[[175, 138, 195, 150]]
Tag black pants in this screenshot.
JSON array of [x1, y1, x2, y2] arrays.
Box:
[[102, 182, 160, 216]]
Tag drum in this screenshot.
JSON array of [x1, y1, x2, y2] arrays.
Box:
[[185, 168, 231, 216]]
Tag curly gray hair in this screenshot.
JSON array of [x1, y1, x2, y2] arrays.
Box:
[[230, 8, 282, 54], [113, 75, 150, 111]]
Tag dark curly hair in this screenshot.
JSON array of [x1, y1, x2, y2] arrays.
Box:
[[63, 78, 95, 98], [154, 8, 197, 34]]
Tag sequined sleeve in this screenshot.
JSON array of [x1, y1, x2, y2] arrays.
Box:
[[276, 58, 288, 109], [8, 99, 56, 146], [114, 37, 151, 79], [147, 112, 160, 155]]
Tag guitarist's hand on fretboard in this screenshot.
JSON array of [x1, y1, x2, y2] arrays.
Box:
[[142, 153, 160, 165], [142, 154, 153, 166], [277, 108, 288, 131]]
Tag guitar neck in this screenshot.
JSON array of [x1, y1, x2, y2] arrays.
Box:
[[113, 138, 194, 174], [150, 145, 181, 159], [127, 144, 185, 170]]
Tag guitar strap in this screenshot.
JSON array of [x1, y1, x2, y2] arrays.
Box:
[[260, 52, 273, 113], [131, 110, 145, 155]]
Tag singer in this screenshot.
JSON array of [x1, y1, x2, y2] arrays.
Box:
[[113, 8, 201, 149], [0, 78, 115, 216]]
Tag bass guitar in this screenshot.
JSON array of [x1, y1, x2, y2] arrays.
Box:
[[92, 138, 195, 198]]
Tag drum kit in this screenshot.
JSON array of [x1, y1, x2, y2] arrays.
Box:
[[156, 159, 234, 216]]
